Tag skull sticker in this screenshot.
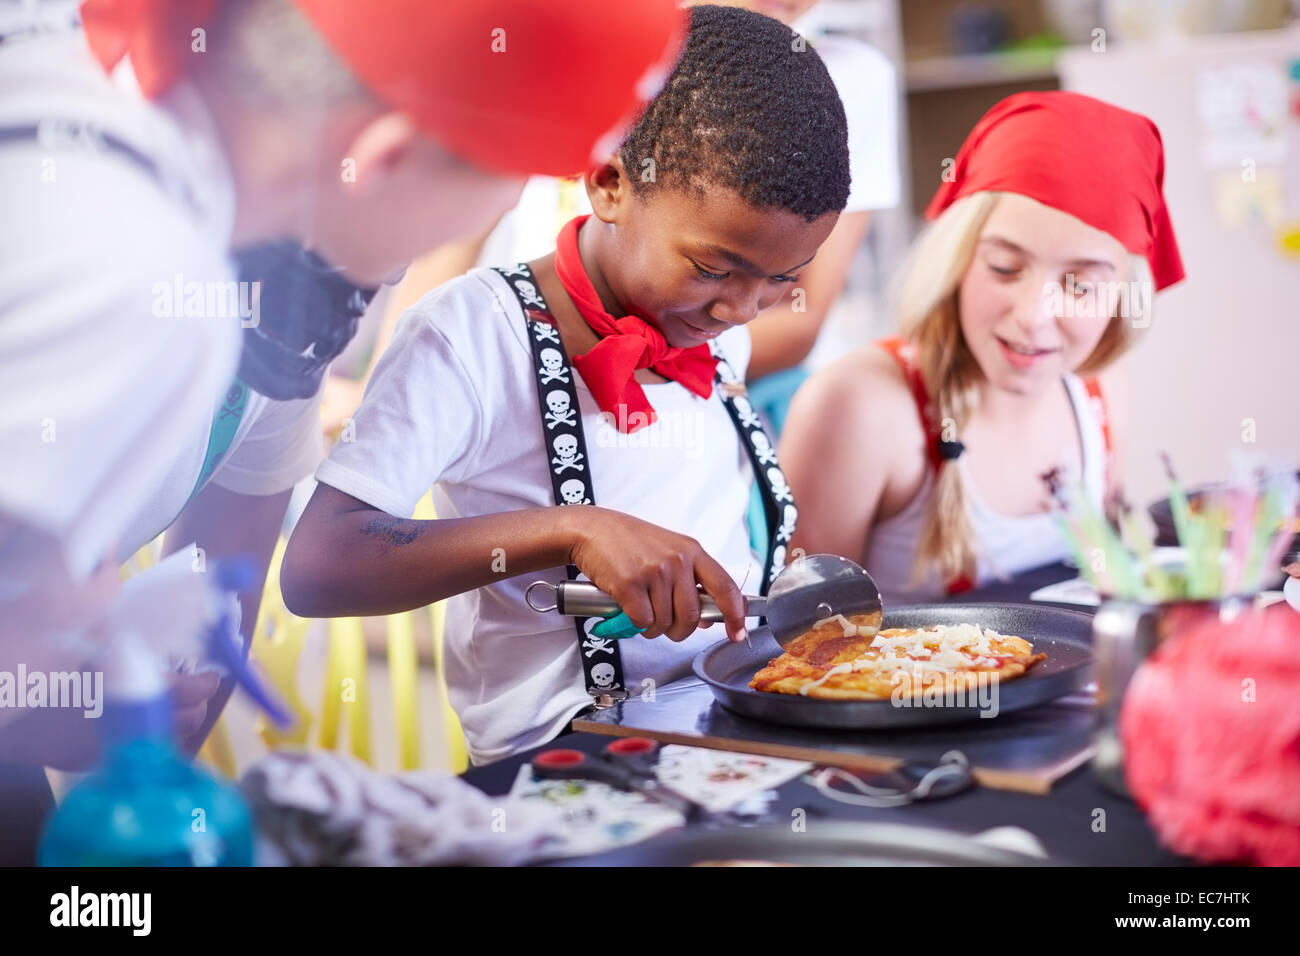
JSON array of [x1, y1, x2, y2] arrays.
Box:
[[552, 434, 585, 474], [539, 348, 569, 385], [513, 279, 545, 309], [544, 390, 577, 430], [750, 430, 778, 466], [768, 467, 793, 504], [560, 478, 591, 505], [732, 396, 762, 429]]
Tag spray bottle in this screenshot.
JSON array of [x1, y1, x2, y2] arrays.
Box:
[[38, 552, 290, 866]]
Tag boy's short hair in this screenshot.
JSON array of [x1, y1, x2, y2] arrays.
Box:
[[619, 4, 851, 222]]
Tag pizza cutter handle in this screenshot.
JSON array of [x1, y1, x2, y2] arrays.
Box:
[[525, 580, 766, 622], [532, 749, 627, 788], [602, 736, 660, 776]]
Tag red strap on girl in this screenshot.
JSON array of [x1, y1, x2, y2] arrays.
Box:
[[878, 339, 1113, 595], [1081, 378, 1113, 479], [878, 338, 942, 471], [877, 337, 973, 595]]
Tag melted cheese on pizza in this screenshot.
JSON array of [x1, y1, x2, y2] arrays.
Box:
[[750, 616, 1046, 700]]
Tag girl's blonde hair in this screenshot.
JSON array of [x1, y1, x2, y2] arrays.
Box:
[[893, 191, 1153, 587]]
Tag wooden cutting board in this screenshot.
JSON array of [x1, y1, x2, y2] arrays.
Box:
[[573, 676, 1097, 795]]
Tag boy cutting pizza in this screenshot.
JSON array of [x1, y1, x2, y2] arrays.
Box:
[[281, 6, 850, 763]]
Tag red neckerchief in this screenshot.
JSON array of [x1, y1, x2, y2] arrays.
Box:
[[553, 215, 717, 434]]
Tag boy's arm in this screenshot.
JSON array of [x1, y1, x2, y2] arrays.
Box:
[[280, 483, 748, 643]]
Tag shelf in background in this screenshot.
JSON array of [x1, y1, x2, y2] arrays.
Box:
[[905, 46, 1064, 93]]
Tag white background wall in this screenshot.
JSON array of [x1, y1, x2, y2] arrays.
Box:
[[1059, 27, 1300, 508]]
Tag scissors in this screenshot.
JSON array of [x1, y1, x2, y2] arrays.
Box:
[[531, 737, 706, 822]]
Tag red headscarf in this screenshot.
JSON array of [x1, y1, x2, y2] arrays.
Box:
[[554, 215, 717, 433], [926, 91, 1185, 290], [80, 0, 685, 178]]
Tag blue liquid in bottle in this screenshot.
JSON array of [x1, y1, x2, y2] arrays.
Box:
[[40, 669, 253, 866]]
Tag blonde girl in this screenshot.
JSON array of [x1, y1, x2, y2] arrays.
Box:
[[780, 92, 1184, 599]]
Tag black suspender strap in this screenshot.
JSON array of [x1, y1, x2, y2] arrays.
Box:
[[492, 262, 799, 700], [710, 352, 798, 593], [493, 264, 629, 705]]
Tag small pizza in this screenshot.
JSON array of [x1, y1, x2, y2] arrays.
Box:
[[749, 613, 1045, 700]]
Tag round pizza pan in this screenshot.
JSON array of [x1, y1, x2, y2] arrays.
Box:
[[692, 603, 1094, 730]]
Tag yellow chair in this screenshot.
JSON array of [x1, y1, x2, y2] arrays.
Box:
[[250, 538, 314, 751], [130, 489, 470, 778], [314, 491, 468, 771], [196, 715, 240, 779]]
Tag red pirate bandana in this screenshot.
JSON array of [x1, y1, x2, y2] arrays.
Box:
[[925, 91, 1185, 290], [80, 0, 685, 178]]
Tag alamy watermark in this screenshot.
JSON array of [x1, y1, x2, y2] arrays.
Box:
[[890, 665, 1000, 718], [50, 886, 150, 936], [152, 274, 261, 328], [0, 665, 103, 718], [594, 404, 706, 458], [1042, 274, 1153, 328]]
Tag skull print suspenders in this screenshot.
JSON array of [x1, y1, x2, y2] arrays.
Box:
[[495, 264, 624, 702], [711, 351, 798, 590], [493, 263, 797, 704]]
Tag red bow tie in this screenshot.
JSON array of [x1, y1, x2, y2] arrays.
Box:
[[553, 215, 717, 434]]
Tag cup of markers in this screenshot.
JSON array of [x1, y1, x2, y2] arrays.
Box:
[[1041, 458, 1299, 798], [1044, 457, 1299, 604]]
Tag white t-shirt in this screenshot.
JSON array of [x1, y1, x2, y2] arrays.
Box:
[[317, 268, 763, 764], [476, 177, 591, 273], [0, 27, 321, 594]]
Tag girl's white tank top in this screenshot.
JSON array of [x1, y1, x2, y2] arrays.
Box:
[[862, 373, 1107, 601]]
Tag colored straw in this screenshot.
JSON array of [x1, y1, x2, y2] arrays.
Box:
[[1119, 501, 1173, 601], [1242, 485, 1282, 591], [1202, 502, 1228, 597], [1251, 507, 1298, 593], [1041, 468, 1107, 592], [1161, 452, 1195, 548], [1075, 495, 1137, 597], [1224, 483, 1259, 596]]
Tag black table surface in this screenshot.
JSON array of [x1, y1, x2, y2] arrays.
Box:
[[462, 561, 1191, 866], [0, 562, 1188, 866]]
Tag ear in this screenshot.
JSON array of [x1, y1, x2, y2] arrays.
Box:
[[584, 155, 631, 224], [343, 111, 422, 193]]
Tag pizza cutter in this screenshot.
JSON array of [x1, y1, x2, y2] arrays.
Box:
[[524, 553, 883, 652], [531, 737, 707, 821]]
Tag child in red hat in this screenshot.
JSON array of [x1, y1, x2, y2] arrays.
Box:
[[0, 0, 683, 824], [781, 91, 1184, 599]]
